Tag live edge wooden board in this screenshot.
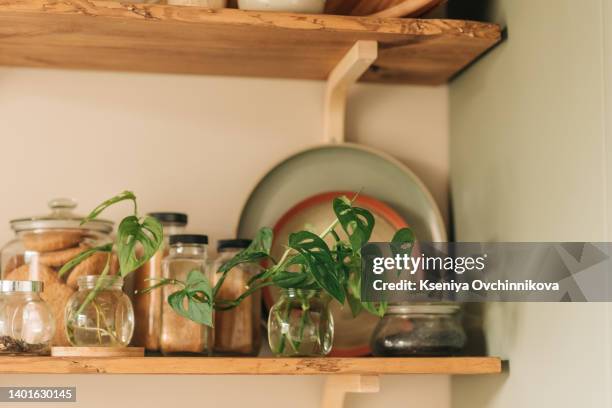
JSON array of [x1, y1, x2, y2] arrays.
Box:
[[0, 0, 501, 84], [0, 357, 502, 375]]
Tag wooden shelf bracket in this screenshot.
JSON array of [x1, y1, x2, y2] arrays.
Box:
[[321, 374, 380, 408], [323, 40, 378, 144]]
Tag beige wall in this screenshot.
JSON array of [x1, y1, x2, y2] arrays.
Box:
[[450, 0, 611, 407], [0, 67, 449, 407]]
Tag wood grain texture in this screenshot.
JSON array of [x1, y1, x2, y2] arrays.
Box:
[[51, 347, 145, 357], [0, 0, 501, 84], [0, 357, 502, 375]]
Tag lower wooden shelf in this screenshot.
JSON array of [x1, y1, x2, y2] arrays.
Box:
[[0, 356, 502, 375]]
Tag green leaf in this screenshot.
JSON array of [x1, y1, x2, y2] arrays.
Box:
[[185, 270, 213, 300], [167, 270, 214, 327], [272, 271, 309, 288], [391, 227, 416, 276], [288, 231, 345, 303], [81, 191, 137, 224], [218, 227, 273, 274], [392, 227, 416, 252], [117, 215, 163, 276], [58, 243, 113, 278], [361, 300, 387, 317], [333, 197, 375, 252]]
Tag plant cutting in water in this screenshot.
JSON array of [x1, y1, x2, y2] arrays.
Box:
[[61, 191, 416, 352], [59, 191, 164, 345]]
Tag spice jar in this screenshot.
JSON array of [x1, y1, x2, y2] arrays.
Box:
[[0, 280, 55, 355], [0, 198, 114, 346], [213, 239, 261, 356], [268, 289, 333, 357], [370, 304, 466, 356], [65, 276, 134, 347], [160, 234, 213, 356], [132, 212, 187, 351]]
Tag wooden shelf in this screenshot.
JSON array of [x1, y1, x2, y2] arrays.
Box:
[[0, 0, 501, 84], [0, 356, 502, 375]]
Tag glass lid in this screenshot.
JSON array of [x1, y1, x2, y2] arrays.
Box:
[[10, 198, 114, 233]]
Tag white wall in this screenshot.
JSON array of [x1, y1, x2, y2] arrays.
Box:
[[450, 0, 612, 407], [0, 67, 449, 407]]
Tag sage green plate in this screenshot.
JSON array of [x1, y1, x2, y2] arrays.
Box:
[[237, 143, 446, 242], [236, 143, 447, 356]]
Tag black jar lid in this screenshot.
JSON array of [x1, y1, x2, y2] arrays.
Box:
[[217, 239, 252, 251], [148, 212, 188, 225], [169, 234, 208, 245]]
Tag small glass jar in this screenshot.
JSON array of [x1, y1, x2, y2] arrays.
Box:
[[268, 289, 333, 357], [160, 235, 213, 356], [0, 280, 55, 355], [371, 304, 466, 356], [65, 276, 134, 347], [132, 212, 187, 351], [213, 239, 261, 356], [0, 198, 114, 347]]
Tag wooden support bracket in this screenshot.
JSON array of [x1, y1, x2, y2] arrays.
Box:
[[323, 40, 378, 144], [321, 375, 380, 408]]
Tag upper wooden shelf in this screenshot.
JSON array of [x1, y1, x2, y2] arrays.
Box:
[[0, 0, 501, 84], [0, 356, 501, 375]]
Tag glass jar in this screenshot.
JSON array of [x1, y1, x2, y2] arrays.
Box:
[[0, 280, 55, 355], [132, 212, 187, 351], [268, 289, 333, 357], [213, 239, 261, 356], [370, 304, 466, 356], [65, 276, 134, 347], [160, 235, 213, 356], [0, 198, 114, 347]]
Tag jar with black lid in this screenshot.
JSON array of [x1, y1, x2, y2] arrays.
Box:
[[213, 239, 262, 356], [132, 212, 187, 351], [160, 234, 212, 356]]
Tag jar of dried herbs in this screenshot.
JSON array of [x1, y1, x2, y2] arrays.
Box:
[[132, 212, 187, 351], [0, 280, 55, 355], [213, 239, 261, 356], [160, 234, 213, 356]]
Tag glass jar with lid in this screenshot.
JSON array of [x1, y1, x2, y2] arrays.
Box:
[[213, 239, 261, 356], [370, 303, 466, 356], [0, 198, 114, 346], [132, 212, 188, 351], [65, 275, 134, 347], [160, 234, 213, 356], [0, 280, 55, 355]]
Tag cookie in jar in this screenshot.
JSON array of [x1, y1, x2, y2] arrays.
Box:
[[0, 198, 115, 346]]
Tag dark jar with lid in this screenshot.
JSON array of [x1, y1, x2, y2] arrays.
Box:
[[370, 304, 466, 356], [131, 212, 187, 351], [213, 239, 262, 356]]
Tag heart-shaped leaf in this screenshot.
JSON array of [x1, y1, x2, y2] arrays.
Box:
[[167, 270, 214, 327], [289, 231, 345, 303], [333, 197, 375, 252], [117, 215, 163, 276]]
